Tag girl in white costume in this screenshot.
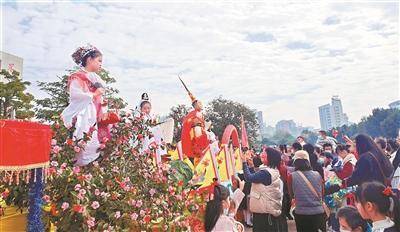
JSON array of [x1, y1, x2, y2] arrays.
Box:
[[135, 93, 173, 164], [61, 45, 110, 166]]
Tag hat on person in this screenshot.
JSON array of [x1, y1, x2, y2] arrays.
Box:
[[293, 150, 310, 162]]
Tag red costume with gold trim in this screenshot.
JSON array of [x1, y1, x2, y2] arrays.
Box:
[[181, 109, 208, 159], [178, 76, 209, 159]]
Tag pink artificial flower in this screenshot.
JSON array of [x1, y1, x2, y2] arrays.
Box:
[[92, 161, 99, 167], [115, 211, 121, 219], [77, 193, 84, 200], [85, 174, 93, 181], [149, 188, 156, 197], [60, 163, 67, 169], [79, 189, 87, 195], [99, 143, 106, 149], [102, 137, 109, 143], [136, 200, 143, 208], [128, 199, 136, 206], [51, 139, 57, 146], [42, 195, 50, 203], [130, 213, 138, 220], [94, 189, 101, 196], [74, 184, 81, 191], [139, 210, 146, 216], [91, 201, 100, 210], [52, 145, 61, 154], [74, 146, 81, 153], [73, 166, 81, 174], [50, 161, 58, 167], [61, 202, 69, 211], [87, 216, 95, 228]]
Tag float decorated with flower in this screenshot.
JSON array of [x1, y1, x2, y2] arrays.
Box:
[[0, 47, 247, 231]]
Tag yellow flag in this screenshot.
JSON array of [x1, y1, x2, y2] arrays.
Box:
[[216, 148, 229, 182], [194, 148, 218, 188], [183, 157, 194, 170], [234, 148, 243, 172], [169, 149, 179, 160]]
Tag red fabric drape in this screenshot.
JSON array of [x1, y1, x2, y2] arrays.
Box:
[[0, 120, 52, 170]]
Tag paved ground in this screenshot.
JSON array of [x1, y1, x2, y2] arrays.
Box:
[[1, 206, 297, 232], [245, 220, 297, 232], [0, 206, 27, 232]]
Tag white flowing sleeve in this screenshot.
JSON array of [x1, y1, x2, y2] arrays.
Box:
[[87, 72, 106, 87], [61, 80, 97, 138], [231, 189, 245, 215]]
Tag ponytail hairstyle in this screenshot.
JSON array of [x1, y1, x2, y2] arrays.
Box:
[[355, 181, 400, 231], [204, 185, 230, 232]]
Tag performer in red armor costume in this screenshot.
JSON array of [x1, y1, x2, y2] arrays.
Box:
[[179, 78, 209, 163]]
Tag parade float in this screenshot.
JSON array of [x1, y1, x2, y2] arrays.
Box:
[[0, 76, 247, 231], [0, 120, 52, 231]]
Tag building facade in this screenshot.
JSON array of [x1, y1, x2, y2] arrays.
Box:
[[319, 96, 349, 130], [0, 51, 24, 81]]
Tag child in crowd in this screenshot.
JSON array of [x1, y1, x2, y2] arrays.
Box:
[[354, 182, 400, 232], [336, 206, 370, 232]]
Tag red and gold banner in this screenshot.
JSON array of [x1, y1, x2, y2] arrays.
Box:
[[0, 120, 52, 171]]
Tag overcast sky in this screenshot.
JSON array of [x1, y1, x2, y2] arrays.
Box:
[[2, 1, 399, 128]]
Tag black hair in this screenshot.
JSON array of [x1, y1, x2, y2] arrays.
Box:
[[292, 142, 303, 152], [205, 185, 230, 232], [315, 147, 321, 155], [294, 159, 312, 171], [279, 144, 287, 154], [140, 101, 151, 109], [375, 137, 387, 150], [303, 144, 316, 164], [387, 139, 399, 152], [265, 147, 282, 169], [319, 130, 327, 136], [322, 143, 333, 150], [72, 47, 102, 67], [253, 155, 262, 168], [355, 181, 400, 231], [336, 144, 350, 154], [355, 134, 393, 179], [336, 206, 369, 231]]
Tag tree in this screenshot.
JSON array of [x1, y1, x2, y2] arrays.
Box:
[[168, 104, 191, 143], [338, 108, 400, 139], [380, 109, 400, 138], [270, 130, 295, 145], [205, 96, 259, 146], [261, 137, 276, 146], [0, 69, 35, 119], [300, 129, 319, 145], [35, 68, 126, 122]]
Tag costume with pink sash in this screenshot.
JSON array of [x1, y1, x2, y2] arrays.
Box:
[[61, 70, 110, 166]]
